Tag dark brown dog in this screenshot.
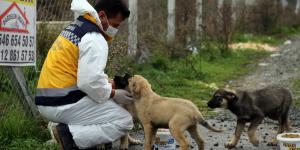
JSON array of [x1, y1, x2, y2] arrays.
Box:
[[129, 75, 223, 150], [207, 86, 293, 148], [114, 73, 132, 90], [113, 73, 142, 150]]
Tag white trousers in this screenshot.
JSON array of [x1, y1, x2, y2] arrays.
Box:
[[38, 97, 133, 149]]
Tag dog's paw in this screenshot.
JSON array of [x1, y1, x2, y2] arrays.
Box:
[[249, 139, 259, 146], [267, 141, 277, 146], [219, 128, 226, 132], [224, 142, 236, 149], [129, 139, 143, 145], [96, 144, 105, 150], [128, 134, 143, 145], [267, 139, 277, 146], [119, 145, 129, 150]]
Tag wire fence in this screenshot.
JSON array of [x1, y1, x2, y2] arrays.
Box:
[[1, 0, 300, 119], [1, 1, 299, 148], [0, 0, 75, 119]]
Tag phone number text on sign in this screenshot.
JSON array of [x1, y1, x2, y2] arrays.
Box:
[[0, 0, 36, 66], [0, 33, 35, 63]]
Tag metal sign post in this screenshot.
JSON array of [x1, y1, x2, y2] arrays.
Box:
[[0, 0, 37, 117]]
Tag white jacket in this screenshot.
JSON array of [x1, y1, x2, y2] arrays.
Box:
[[72, 0, 112, 104]]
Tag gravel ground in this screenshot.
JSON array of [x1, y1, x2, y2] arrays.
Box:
[[112, 36, 300, 150]]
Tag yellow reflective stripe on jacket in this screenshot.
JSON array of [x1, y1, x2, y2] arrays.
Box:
[[36, 85, 79, 97], [37, 35, 78, 88]]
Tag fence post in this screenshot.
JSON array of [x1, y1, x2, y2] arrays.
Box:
[[218, 0, 224, 9], [7, 67, 38, 118], [167, 0, 176, 44], [245, 0, 255, 6], [231, 0, 237, 21], [281, 0, 288, 8], [296, 0, 300, 14], [195, 0, 203, 40], [128, 0, 138, 56]]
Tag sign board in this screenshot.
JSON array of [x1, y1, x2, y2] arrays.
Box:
[[0, 0, 36, 66]]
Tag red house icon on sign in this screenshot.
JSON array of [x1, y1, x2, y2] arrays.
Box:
[[0, 2, 30, 33]]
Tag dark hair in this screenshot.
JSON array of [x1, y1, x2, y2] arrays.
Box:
[[94, 0, 130, 19]]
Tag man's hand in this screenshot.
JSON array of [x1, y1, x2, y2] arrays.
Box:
[[112, 89, 133, 104], [108, 78, 114, 83], [108, 78, 116, 89]]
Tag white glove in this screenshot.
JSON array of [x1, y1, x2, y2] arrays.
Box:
[[113, 89, 133, 104]]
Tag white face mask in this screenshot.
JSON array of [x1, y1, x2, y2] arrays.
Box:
[[106, 25, 118, 37], [101, 12, 119, 38]]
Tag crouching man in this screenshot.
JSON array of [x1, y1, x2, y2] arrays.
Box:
[[35, 0, 133, 149]]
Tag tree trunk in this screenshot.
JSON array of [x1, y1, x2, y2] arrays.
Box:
[[167, 0, 176, 44], [245, 0, 255, 6], [231, 0, 237, 21], [218, 0, 224, 9], [281, 0, 288, 8], [195, 0, 203, 39], [296, 0, 300, 14], [128, 0, 138, 56]]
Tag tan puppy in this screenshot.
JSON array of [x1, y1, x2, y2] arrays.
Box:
[[128, 75, 223, 150], [119, 103, 143, 150]]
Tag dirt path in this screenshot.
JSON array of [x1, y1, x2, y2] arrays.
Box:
[[199, 35, 300, 150], [115, 36, 300, 150]]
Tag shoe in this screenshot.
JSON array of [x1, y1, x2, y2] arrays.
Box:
[[95, 142, 113, 150], [52, 123, 79, 150], [104, 142, 112, 149]]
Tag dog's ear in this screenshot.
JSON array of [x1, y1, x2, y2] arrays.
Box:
[[129, 75, 150, 96], [124, 73, 132, 79], [225, 91, 238, 101], [114, 76, 122, 82], [124, 73, 132, 85], [114, 76, 123, 88], [130, 79, 141, 94]]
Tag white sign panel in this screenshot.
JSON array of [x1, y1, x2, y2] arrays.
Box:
[[0, 0, 36, 66]]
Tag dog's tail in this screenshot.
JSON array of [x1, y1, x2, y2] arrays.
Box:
[[199, 120, 224, 132], [197, 113, 224, 132]]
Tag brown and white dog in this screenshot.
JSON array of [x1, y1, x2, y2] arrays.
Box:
[[207, 87, 293, 148], [128, 75, 223, 150], [113, 74, 142, 150]]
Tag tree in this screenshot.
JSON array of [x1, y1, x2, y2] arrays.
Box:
[[167, 0, 175, 44], [195, 0, 203, 39], [218, 0, 224, 9], [296, 0, 300, 14], [128, 0, 138, 56], [281, 0, 288, 8]]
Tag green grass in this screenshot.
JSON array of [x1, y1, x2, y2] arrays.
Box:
[[3, 138, 57, 150], [270, 26, 300, 37], [293, 78, 300, 107], [0, 38, 271, 149], [233, 26, 300, 46], [232, 33, 282, 45], [0, 91, 57, 150], [1, 25, 299, 150], [131, 49, 269, 112], [0, 49, 269, 149]]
